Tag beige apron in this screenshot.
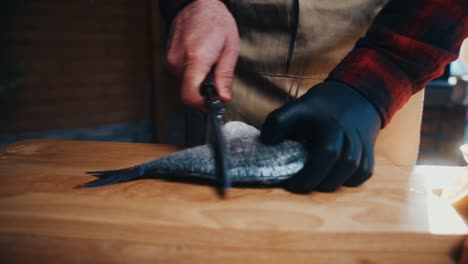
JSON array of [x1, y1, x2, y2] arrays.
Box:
[[188, 0, 424, 166]]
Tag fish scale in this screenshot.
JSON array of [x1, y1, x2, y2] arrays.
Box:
[[78, 121, 309, 188]]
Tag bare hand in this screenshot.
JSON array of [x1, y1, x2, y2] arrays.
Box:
[[165, 0, 240, 110]]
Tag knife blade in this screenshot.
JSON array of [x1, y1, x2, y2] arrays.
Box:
[[200, 69, 231, 197]]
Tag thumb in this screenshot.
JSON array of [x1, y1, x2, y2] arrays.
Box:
[[260, 102, 302, 144]]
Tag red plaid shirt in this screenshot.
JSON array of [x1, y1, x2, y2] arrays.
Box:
[[160, 0, 468, 126]]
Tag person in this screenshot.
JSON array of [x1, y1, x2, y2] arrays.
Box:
[[159, 0, 468, 193]]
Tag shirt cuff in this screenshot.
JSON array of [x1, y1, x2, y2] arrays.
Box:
[[328, 27, 458, 127]]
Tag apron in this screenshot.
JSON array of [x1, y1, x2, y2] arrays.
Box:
[[187, 0, 424, 166]]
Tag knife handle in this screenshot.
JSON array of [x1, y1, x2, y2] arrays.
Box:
[[200, 69, 217, 98], [200, 68, 226, 121]]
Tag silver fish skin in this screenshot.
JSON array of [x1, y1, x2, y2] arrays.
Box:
[[79, 121, 309, 188]]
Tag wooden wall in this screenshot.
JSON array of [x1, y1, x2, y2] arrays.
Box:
[[1, 0, 152, 135], [151, 0, 185, 144], [419, 103, 466, 166]]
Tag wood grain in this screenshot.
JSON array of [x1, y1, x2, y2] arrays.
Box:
[[0, 139, 466, 263]]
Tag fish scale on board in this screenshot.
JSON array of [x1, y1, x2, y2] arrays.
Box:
[[79, 121, 309, 188]]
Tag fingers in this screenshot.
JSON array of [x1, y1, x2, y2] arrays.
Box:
[[215, 34, 239, 102], [317, 130, 362, 192], [261, 101, 307, 144], [345, 134, 375, 187], [263, 106, 375, 193], [165, 33, 184, 78], [181, 40, 239, 111], [181, 58, 212, 110], [285, 122, 344, 194]]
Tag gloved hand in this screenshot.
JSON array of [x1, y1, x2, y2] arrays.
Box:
[[261, 81, 382, 193]]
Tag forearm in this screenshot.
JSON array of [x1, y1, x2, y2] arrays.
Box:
[[328, 0, 468, 126]]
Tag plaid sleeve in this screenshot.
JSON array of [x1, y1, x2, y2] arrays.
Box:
[[159, 0, 232, 27], [328, 0, 468, 127]]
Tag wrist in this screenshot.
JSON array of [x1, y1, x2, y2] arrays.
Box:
[[159, 0, 232, 31], [306, 80, 382, 130], [326, 48, 394, 128]]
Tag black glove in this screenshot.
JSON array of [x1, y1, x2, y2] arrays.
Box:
[[261, 80, 382, 193]]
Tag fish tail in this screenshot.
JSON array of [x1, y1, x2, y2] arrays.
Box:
[[76, 166, 143, 188]]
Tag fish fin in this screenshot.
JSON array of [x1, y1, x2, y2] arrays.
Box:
[[85, 168, 134, 178], [77, 166, 142, 188]]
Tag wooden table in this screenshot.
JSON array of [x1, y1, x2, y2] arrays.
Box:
[[0, 139, 466, 263]]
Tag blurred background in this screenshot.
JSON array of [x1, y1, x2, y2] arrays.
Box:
[[1, 0, 468, 166]]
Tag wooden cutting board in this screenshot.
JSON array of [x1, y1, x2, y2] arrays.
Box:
[[0, 139, 466, 264]]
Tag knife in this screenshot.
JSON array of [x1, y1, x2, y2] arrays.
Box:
[[200, 69, 231, 197]]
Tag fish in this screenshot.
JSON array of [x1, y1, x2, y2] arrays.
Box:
[[78, 121, 309, 188]]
